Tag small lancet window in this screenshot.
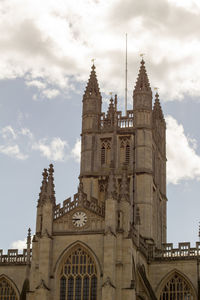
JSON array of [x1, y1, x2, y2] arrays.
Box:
[[125, 144, 130, 163], [101, 145, 105, 165], [60, 245, 97, 300]]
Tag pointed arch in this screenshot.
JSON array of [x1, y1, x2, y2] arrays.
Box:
[[55, 242, 100, 300], [156, 269, 197, 300], [0, 274, 20, 300], [54, 241, 102, 276]]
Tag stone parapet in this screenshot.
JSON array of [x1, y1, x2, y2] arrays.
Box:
[[154, 242, 200, 260], [0, 249, 32, 265]]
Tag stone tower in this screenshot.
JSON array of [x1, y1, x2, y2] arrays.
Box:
[[81, 59, 167, 249]]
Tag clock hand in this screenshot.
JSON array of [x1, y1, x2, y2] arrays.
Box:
[[73, 218, 81, 221]]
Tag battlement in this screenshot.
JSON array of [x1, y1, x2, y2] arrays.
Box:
[[54, 192, 105, 220], [0, 249, 32, 265], [100, 110, 134, 130]]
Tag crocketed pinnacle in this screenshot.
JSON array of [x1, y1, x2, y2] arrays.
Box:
[[107, 96, 115, 118], [47, 164, 56, 204], [134, 59, 152, 95], [38, 168, 48, 205], [153, 92, 165, 123], [27, 228, 31, 246], [83, 64, 101, 98]]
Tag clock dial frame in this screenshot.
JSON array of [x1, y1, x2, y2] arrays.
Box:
[[72, 211, 87, 228]]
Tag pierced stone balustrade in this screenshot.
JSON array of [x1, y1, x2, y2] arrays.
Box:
[[0, 249, 32, 265]]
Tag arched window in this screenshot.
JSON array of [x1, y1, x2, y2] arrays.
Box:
[[60, 245, 97, 300], [159, 273, 194, 300], [0, 277, 18, 300]]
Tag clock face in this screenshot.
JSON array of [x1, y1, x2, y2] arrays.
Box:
[[72, 211, 87, 228]]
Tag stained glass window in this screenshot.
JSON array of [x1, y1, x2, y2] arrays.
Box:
[[60, 245, 97, 300], [159, 273, 194, 300], [0, 277, 18, 300]]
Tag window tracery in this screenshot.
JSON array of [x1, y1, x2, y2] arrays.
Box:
[[60, 245, 97, 300], [0, 277, 18, 300], [159, 273, 194, 300]]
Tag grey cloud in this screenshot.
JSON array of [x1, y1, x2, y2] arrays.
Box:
[[109, 0, 200, 39]]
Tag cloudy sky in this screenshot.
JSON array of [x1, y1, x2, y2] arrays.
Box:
[[1, 0, 200, 251]]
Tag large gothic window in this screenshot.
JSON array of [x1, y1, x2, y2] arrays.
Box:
[[60, 245, 97, 300], [159, 273, 194, 300], [0, 277, 18, 300]]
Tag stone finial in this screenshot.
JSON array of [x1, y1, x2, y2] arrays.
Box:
[[120, 163, 129, 201], [136, 207, 141, 225], [38, 168, 48, 205], [107, 162, 117, 199], [153, 92, 165, 124], [134, 59, 152, 95], [47, 164, 56, 204], [83, 63, 101, 98]]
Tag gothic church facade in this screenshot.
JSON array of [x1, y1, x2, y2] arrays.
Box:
[[0, 60, 199, 300]]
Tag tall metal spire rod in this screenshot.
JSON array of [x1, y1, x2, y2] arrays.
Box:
[[125, 33, 128, 115]]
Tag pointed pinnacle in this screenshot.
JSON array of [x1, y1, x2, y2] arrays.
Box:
[[134, 59, 152, 95], [27, 228, 31, 245], [84, 64, 101, 98], [47, 164, 56, 204], [38, 168, 48, 205], [153, 92, 165, 123]]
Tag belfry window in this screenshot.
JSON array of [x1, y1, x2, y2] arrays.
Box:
[[0, 277, 18, 300], [159, 273, 194, 300], [120, 137, 130, 165], [60, 245, 97, 300], [101, 139, 111, 166]]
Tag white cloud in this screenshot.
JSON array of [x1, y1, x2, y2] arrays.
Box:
[[11, 238, 26, 251], [20, 128, 33, 139], [71, 138, 81, 162], [33, 137, 68, 161], [0, 144, 28, 160], [166, 115, 200, 184], [1, 126, 17, 140], [42, 88, 60, 99], [0, 126, 33, 160], [0, 0, 200, 100], [26, 80, 46, 89]]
